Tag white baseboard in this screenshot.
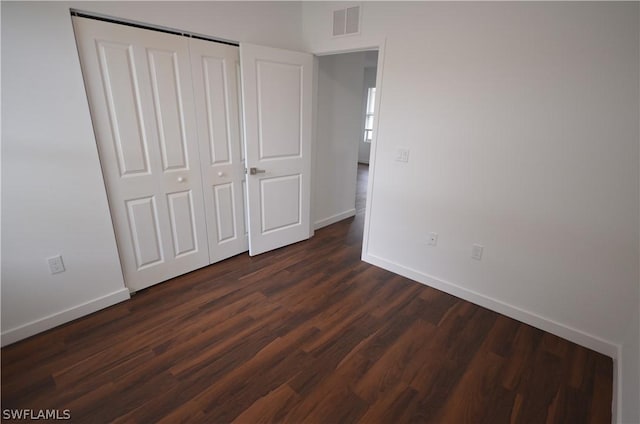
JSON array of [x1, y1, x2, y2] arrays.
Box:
[[314, 209, 356, 230], [1, 288, 130, 347], [362, 251, 622, 422]]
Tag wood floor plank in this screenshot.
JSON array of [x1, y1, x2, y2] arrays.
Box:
[[354, 319, 435, 403], [514, 349, 565, 423], [1, 164, 612, 423], [501, 324, 544, 391], [434, 351, 514, 424], [357, 383, 422, 424], [282, 351, 372, 424], [232, 384, 300, 424]]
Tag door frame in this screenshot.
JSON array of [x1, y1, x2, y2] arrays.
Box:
[[310, 37, 387, 262]]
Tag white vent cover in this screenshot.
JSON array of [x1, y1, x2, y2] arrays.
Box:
[[333, 6, 360, 37]]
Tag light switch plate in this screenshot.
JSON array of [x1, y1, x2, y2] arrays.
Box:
[[47, 255, 65, 274]]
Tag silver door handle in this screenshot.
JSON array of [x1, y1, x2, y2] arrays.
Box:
[[247, 167, 266, 175]]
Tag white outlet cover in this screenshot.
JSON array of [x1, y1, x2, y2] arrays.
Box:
[[395, 148, 410, 163], [471, 244, 483, 260]]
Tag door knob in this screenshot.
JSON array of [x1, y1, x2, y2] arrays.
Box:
[[177, 177, 186, 183], [217, 172, 224, 177], [247, 167, 266, 175]]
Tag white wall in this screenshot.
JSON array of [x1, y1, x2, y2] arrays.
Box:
[[313, 52, 366, 229], [2, 2, 129, 344], [358, 65, 377, 164], [1, 1, 303, 345], [303, 2, 640, 422]]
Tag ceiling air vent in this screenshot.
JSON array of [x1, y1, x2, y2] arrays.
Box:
[[333, 6, 360, 37]]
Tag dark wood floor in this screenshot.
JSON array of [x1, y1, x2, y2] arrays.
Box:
[[356, 163, 368, 216], [2, 165, 612, 423]]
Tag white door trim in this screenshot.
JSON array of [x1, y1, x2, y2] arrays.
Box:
[[310, 37, 387, 263]]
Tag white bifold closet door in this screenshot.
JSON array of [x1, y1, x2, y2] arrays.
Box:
[[74, 17, 313, 292], [189, 38, 249, 263], [73, 17, 247, 291]]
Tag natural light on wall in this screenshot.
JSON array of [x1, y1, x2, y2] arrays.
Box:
[[364, 87, 376, 142]]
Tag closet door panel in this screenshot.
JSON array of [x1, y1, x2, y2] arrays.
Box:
[[166, 190, 199, 257], [97, 41, 151, 176], [74, 17, 209, 291], [212, 183, 237, 242], [147, 49, 189, 171], [202, 56, 232, 164], [190, 38, 248, 263]]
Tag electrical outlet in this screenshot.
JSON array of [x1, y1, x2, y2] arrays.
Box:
[[395, 148, 410, 163], [47, 255, 65, 274], [428, 232, 438, 246], [471, 244, 483, 260]]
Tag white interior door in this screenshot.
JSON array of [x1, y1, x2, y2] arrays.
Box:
[[240, 43, 314, 255], [189, 38, 248, 263], [73, 17, 209, 291]]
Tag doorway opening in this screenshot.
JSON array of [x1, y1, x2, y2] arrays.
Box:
[[313, 49, 379, 242], [357, 51, 378, 225]]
